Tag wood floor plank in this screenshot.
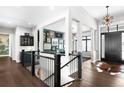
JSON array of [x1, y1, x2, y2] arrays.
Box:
[[69, 60, 124, 87], [0, 57, 48, 87]]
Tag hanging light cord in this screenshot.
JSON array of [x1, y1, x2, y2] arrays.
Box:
[[106, 6, 109, 16]]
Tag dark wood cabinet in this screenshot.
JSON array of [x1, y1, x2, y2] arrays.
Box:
[[20, 51, 32, 66], [20, 35, 34, 46]]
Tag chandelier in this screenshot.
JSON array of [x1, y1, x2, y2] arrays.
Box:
[[103, 6, 113, 28]]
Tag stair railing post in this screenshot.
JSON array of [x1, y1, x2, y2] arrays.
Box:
[[31, 51, 35, 76], [21, 50, 25, 66], [54, 54, 61, 87], [78, 52, 82, 79]]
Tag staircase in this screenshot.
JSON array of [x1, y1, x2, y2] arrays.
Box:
[[21, 50, 82, 87]]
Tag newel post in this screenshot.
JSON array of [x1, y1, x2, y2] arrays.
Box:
[[78, 52, 82, 79], [21, 50, 25, 66], [54, 54, 61, 87], [31, 51, 35, 76]]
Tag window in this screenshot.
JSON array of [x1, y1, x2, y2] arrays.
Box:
[[82, 36, 91, 52], [87, 40, 91, 51], [82, 40, 86, 51]]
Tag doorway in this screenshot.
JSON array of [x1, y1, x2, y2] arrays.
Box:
[[0, 34, 10, 57], [101, 31, 124, 64], [82, 25, 91, 61]]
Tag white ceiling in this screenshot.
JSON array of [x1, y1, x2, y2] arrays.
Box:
[[83, 6, 124, 20], [0, 6, 124, 29], [0, 6, 68, 29]]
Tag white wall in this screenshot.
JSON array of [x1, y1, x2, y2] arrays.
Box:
[[44, 19, 65, 33], [33, 9, 67, 52], [69, 7, 98, 63], [70, 7, 98, 30], [34, 6, 98, 63], [14, 26, 34, 62], [82, 31, 91, 36]]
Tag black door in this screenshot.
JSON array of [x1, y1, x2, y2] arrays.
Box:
[[105, 32, 122, 63]]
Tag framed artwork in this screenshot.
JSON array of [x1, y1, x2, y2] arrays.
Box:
[[0, 34, 9, 55], [59, 39, 64, 44], [43, 29, 65, 53], [43, 43, 51, 50], [52, 38, 58, 47], [52, 46, 56, 51], [20, 35, 34, 46], [50, 31, 54, 38], [59, 44, 63, 50], [47, 38, 51, 43]]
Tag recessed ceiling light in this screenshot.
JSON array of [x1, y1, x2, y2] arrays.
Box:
[[28, 22, 31, 25], [49, 6, 55, 10], [7, 21, 12, 24], [16, 6, 23, 8]]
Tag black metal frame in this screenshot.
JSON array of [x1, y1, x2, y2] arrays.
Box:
[[54, 54, 61, 87], [31, 51, 35, 76], [21, 50, 82, 87], [82, 36, 91, 52]]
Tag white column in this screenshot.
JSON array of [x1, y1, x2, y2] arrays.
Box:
[[32, 26, 38, 51], [64, 10, 72, 62], [98, 26, 101, 61], [77, 22, 82, 52], [39, 28, 43, 52], [14, 27, 20, 62], [91, 28, 96, 63]]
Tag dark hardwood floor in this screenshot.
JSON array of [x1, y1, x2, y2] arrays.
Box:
[[1, 57, 124, 87], [69, 60, 124, 87], [0, 57, 48, 87]]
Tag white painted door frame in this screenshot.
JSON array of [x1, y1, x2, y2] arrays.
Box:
[[0, 33, 12, 57]]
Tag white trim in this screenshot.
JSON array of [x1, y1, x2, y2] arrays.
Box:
[[0, 55, 9, 57]]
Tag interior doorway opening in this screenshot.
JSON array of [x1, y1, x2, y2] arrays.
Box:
[[82, 25, 91, 61], [0, 34, 10, 57]]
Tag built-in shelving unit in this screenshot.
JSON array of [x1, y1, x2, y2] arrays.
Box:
[[20, 33, 34, 46], [43, 29, 65, 54]]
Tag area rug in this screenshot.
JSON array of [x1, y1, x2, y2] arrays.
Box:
[[96, 62, 124, 75]]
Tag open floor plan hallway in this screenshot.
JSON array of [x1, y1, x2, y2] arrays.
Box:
[[0, 57, 47, 87], [1, 57, 124, 87], [69, 60, 124, 87]]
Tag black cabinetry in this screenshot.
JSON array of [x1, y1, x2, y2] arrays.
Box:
[[20, 33, 34, 46]]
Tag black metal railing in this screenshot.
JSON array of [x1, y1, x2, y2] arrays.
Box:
[[20, 50, 33, 72], [20, 50, 82, 87], [60, 52, 82, 86], [35, 54, 55, 87], [21, 50, 61, 87], [69, 52, 82, 79]]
